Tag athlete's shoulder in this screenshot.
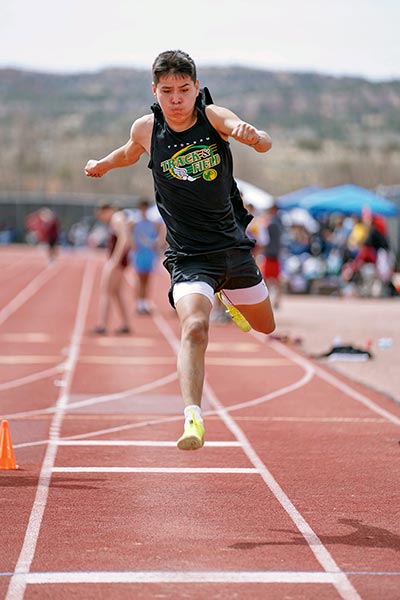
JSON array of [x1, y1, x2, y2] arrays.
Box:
[[205, 104, 233, 138], [130, 113, 154, 150], [111, 210, 127, 226], [205, 104, 232, 120], [131, 113, 154, 135]]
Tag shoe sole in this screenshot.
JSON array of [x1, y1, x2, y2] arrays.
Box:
[[177, 434, 204, 451]]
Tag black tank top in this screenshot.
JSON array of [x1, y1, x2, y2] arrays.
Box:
[[148, 89, 253, 256]]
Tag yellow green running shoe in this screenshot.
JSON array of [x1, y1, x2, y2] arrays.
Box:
[[177, 411, 205, 451], [217, 292, 252, 332]]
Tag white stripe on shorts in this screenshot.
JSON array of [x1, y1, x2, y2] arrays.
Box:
[[173, 281, 215, 306], [173, 280, 269, 307], [222, 280, 269, 305]]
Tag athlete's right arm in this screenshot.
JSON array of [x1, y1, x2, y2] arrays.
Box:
[[85, 115, 153, 178]]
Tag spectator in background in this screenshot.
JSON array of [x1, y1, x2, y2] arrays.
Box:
[[342, 214, 391, 283], [90, 203, 132, 335], [244, 202, 268, 266], [346, 216, 368, 258], [130, 200, 166, 314], [25, 207, 60, 262], [262, 203, 283, 308], [329, 215, 350, 250]]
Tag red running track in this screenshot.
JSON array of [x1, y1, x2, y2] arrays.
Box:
[[1, 246, 399, 600]]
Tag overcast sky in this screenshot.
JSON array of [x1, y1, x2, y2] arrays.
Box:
[[1, 0, 399, 81]]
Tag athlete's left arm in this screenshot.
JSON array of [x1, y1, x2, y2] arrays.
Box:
[[206, 105, 272, 153]]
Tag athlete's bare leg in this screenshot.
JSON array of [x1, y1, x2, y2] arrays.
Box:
[[98, 264, 129, 330], [175, 293, 212, 408], [137, 272, 150, 301], [136, 271, 152, 313], [111, 268, 130, 328], [235, 297, 276, 334], [97, 266, 113, 329]]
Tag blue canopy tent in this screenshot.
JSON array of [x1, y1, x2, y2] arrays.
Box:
[[299, 184, 398, 217], [277, 186, 323, 210]]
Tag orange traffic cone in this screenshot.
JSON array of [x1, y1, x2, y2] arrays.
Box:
[[0, 420, 19, 470]]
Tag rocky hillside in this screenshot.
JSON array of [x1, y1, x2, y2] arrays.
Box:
[[1, 66, 399, 196]]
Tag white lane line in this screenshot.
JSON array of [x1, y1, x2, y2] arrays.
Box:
[[234, 415, 386, 423], [80, 355, 176, 365], [151, 311, 314, 416], [24, 570, 338, 584], [154, 311, 362, 600], [5, 260, 96, 600], [5, 569, 399, 579], [0, 365, 63, 392], [8, 317, 311, 444], [13, 415, 185, 449], [79, 355, 291, 366], [65, 372, 178, 411], [0, 355, 59, 364], [204, 384, 363, 600], [315, 363, 400, 426], [12, 403, 389, 451], [0, 332, 52, 342], [52, 467, 258, 474], [15, 292, 394, 449], [4, 371, 178, 419], [222, 366, 314, 413], [268, 338, 400, 427], [0, 265, 59, 326], [57, 440, 240, 447]]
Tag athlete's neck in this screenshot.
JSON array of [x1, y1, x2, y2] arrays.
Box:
[[165, 110, 198, 133]]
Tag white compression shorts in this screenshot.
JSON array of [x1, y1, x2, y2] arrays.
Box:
[[173, 280, 269, 307]]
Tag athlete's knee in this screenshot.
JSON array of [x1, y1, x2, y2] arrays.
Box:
[[181, 315, 209, 346]]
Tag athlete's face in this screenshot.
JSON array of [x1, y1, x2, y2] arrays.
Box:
[[152, 74, 199, 127]]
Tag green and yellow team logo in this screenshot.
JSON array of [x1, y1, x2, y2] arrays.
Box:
[[203, 168, 217, 181], [161, 144, 220, 182]]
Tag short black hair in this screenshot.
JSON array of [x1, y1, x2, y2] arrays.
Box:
[[152, 50, 197, 84]]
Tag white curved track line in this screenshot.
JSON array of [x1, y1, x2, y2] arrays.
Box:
[[268, 338, 400, 427], [27, 313, 312, 445], [0, 265, 59, 326], [224, 367, 313, 413], [154, 309, 362, 600], [152, 311, 314, 415], [64, 371, 178, 411], [0, 365, 64, 392], [5, 259, 96, 600], [5, 371, 178, 420], [14, 414, 184, 449]]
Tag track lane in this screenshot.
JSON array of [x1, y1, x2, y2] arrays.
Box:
[[1, 249, 399, 600], [5, 258, 96, 600]]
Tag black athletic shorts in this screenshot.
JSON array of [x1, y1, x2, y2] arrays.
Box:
[[163, 248, 263, 308]]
